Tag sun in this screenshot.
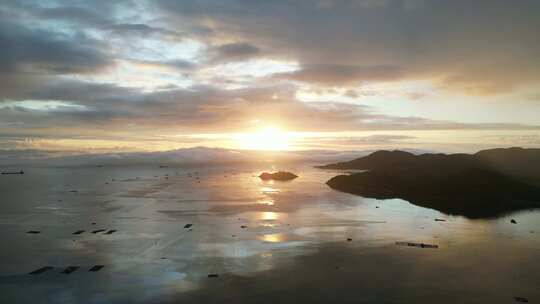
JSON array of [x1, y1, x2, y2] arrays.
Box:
[[236, 127, 290, 151]]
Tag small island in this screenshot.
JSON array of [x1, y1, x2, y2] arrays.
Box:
[[259, 171, 298, 181], [319, 148, 540, 218]]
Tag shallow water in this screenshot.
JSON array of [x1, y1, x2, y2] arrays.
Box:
[[0, 164, 539, 303]]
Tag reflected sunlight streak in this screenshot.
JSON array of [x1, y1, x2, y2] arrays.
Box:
[[261, 187, 279, 194], [260, 233, 283, 243], [260, 211, 279, 221]]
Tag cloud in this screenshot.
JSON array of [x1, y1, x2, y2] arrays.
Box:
[[0, 19, 111, 78], [156, 0, 540, 94], [207, 42, 262, 63], [106, 23, 186, 40], [120, 58, 198, 72], [3, 0, 540, 94], [0, 0, 134, 26], [274, 64, 402, 86], [1, 79, 538, 146], [34, 5, 112, 26], [0, 0, 539, 153]]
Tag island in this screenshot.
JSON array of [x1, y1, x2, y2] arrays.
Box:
[[259, 171, 298, 181], [319, 148, 540, 218]]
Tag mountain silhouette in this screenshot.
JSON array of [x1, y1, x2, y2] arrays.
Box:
[[319, 148, 540, 218]]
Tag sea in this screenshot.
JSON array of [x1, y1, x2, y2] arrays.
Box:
[[1, 163, 539, 303]]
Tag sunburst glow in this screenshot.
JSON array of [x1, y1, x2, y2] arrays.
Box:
[[236, 127, 290, 151]]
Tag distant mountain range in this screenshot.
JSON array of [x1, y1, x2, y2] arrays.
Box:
[[0, 147, 400, 167], [319, 148, 540, 218]]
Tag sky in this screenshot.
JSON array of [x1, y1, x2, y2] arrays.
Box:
[[1, 0, 540, 155]]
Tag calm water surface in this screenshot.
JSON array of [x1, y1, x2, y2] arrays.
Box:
[[1, 164, 539, 303]]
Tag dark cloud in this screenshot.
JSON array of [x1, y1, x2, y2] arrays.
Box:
[[25, 81, 139, 106], [157, 0, 540, 93], [0, 0, 133, 27], [208, 42, 262, 63], [34, 5, 112, 26], [106, 23, 185, 40], [275, 64, 402, 85], [127, 58, 198, 71], [0, 20, 111, 75]]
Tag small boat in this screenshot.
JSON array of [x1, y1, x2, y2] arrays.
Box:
[[1, 170, 24, 175]]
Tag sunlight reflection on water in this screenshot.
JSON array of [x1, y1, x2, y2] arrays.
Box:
[[260, 186, 279, 194], [259, 211, 279, 221], [259, 233, 284, 243]]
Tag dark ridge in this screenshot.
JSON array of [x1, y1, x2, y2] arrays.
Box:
[[475, 147, 540, 185], [28, 266, 53, 275], [322, 148, 540, 218], [1, 170, 24, 175], [61, 266, 80, 274], [317, 150, 417, 170], [89, 265, 105, 272]]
